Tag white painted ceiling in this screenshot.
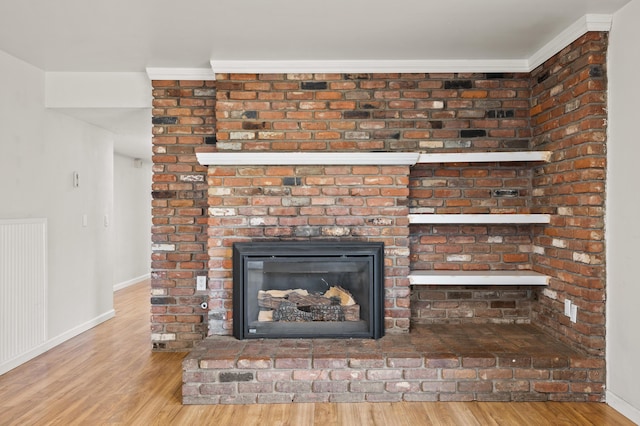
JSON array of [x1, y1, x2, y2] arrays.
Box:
[[0, 0, 631, 71], [0, 0, 631, 160]]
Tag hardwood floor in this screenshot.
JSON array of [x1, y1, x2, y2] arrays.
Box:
[[0, 281, 633, 425]]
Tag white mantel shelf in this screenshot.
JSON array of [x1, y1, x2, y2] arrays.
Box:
[[197, 152, 420, 166], [408, 214, 551, 224], [409, 270, 550, 286], [196, 151, 551, 166]]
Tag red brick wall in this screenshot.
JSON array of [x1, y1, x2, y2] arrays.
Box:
[[150, 33, 608, 355], [215, 72, 531, 152], [210, 72, 537, 333], [530, 32, 608, 356], [150, 80, 215, 350]]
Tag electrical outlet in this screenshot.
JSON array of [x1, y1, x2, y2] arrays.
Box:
[[196, 276, 207, 291], [570, 304, 578, 323], [564, 299, 572, 317]]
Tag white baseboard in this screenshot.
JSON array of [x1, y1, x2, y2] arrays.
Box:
[[607, 390, 640, 424], [0, 309, 115, 376], [113, 273, 150, 292]]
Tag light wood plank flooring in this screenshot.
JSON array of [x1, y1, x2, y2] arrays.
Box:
[[0, 280, 633, 425]]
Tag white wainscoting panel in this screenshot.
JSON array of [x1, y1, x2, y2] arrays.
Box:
[[0, 218, 47, 368]]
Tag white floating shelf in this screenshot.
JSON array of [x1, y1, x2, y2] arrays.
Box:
[[416, 151, 551, 164], [408, 214, 551, 224], [196, 151, 552, 166], [196, 152, 420, 166], [409, 270, 549, 286]]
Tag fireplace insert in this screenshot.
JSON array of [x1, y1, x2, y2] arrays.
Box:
[[232, 241, 384, 339]]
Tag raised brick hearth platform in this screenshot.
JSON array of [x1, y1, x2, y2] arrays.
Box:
[[182, 324, 604, 404]]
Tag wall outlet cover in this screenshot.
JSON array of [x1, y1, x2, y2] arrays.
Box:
[[570, 304, 578, 323], [564, 299, 572, 317], [196, 276, 207, 291]]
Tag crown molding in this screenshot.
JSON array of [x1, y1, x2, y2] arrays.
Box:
[[527, 14, 613, 71], [211, 13, 612, 75], [151, 13, 612, 78], [145, 67, 215, 81], [209, 59, 531, 75]]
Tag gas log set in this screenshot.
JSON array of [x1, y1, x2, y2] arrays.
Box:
[[256, 286, 360, 323]]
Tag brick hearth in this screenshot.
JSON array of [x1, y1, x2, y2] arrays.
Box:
[[183, 324, 604, 404]]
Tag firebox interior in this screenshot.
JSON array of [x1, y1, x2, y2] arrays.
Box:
[[232, 241, 384, 339]]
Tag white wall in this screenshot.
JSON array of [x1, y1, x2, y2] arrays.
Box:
[[114, 153, 152, 289], [0, 50, 115, 373], [606, 1, 640, 422], [45, 72, 151, 108], [45, 71, 153, 163]]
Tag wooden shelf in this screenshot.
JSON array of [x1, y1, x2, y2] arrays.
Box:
[[408, 214, 551, 224], [409, 270, 549, 286]]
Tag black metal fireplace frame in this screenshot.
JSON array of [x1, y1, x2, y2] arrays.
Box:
[[232, 241, 385, 340]]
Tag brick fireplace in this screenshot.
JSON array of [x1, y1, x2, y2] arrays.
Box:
[[151, 32, 607, 402], [204, 157, 413, 335]]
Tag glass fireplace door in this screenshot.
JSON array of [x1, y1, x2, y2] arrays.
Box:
[[232, 242, 384, 339]]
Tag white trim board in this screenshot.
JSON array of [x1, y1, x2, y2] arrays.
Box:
[[113, 273, 150, 292], [528, 14, 612, 71], [146, 67, 215, 81], [606, 391, 640, 425], [0, 309, 115, 376], [210, 59, 531, 75]]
